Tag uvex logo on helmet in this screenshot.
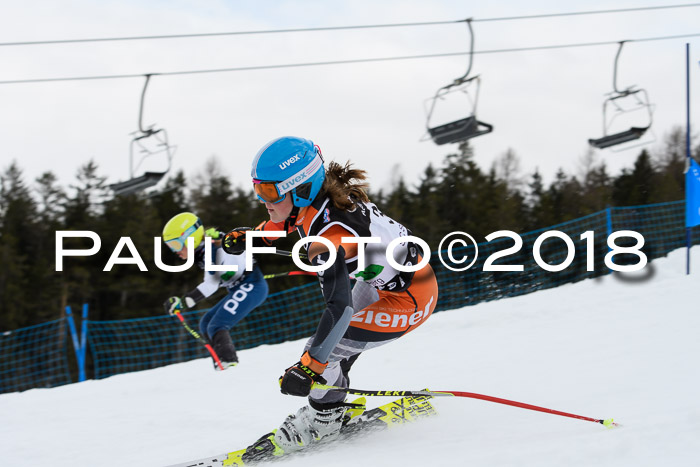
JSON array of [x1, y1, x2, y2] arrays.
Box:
[[279, 172, 307, 192], [278, 155, 301, 170]]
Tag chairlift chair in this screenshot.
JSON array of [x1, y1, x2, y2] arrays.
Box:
[[111, 129, 174, 196], [109, 172, 168, 196], [109, 75, 175, 196], [588, 42, 653, 150], [424, 19, 493, 146], [426, 76, 493, 145]]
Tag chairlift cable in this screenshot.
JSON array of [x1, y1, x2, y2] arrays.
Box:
[[0, 20, 463, 47], [0, 3, 698, 47], [471, 3, 700, 22], [1, 32, 700, 85]]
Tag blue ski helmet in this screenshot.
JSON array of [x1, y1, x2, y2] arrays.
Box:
[[251, 136, 325, 208]]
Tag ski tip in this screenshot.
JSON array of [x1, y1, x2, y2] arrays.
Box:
[[602, 418, 619, 428]]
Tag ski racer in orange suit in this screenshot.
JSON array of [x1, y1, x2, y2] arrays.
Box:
[[222, 136, 438, 453]]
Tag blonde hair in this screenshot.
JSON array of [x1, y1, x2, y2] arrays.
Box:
[[322, 161, 370, 210]]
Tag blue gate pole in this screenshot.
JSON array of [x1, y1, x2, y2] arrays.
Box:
[[605, 207, 613, 274], [686, 228, 691, 275], [80, 304, 89, 382], [65, 306, 84, 382], [685, 43, 692, 275]]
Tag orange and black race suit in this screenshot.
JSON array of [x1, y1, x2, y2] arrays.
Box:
[[256, 194, 438, 368]]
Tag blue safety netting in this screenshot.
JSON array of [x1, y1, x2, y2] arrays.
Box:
[[0, 318, 72, 394]]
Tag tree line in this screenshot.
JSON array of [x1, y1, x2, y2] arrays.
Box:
[[0, 127, 695, 331]]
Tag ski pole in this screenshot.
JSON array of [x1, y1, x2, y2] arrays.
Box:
[[312, 384, 618, 428], [263, 270, 316, 280], [171, 310, 225, 371], [263, 270, 358, 281], [274, 249, 307, 260]]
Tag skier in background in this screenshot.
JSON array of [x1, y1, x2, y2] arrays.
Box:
[[162, 212, 269, 369], [222, 137, 439, 452]]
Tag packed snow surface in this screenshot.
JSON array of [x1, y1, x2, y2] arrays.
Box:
[[2, 248, 699, 467]]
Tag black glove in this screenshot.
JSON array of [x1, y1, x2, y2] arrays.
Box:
[[222, 227, 252, 255], [279, 352, 328, 397]]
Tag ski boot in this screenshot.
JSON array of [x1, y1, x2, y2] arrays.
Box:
[[273, 398, 365, 453], [212, 329, 238, 370]]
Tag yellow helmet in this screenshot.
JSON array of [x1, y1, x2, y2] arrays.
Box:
[[162, 212, 204, 252]]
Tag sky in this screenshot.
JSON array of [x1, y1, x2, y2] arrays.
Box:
[[0, 0, 698, 197], [2, 247, 699, 466]]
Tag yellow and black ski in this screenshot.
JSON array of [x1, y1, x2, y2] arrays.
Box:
[[165, 395, 437, 467]]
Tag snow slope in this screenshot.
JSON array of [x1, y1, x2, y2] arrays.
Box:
[[1, 248, 699, 467]]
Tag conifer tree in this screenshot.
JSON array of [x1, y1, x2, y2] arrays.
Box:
[[653, 127, 687, 202], [612, 150, 657, 206], [0, 163, 37, 329], [411, 164, 445, 248], [60, 161, 112, 319], [436, 142, 492, 240], [150, 170, 191, 224]]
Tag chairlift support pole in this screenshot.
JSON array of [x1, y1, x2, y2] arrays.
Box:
[[612, 41, 629, 95], [134, 74, 154, 178], [138, 75, 152, 134], [454, 18, 475, 87]]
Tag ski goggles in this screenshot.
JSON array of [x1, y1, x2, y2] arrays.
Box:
[[252, 179, 286, 204], [252, 151, 324, 204], [164, 220, 202, 252]]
